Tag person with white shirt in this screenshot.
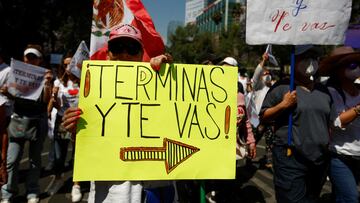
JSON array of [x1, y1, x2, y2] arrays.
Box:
[[46, 56, 83, 202], [319, 46, 360, 203]]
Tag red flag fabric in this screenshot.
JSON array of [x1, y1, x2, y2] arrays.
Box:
[[90, 0, 165, 62]]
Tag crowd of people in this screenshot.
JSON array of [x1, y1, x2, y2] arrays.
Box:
[[0, 23, 359, 203]]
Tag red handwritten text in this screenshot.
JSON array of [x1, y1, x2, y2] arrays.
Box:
[[301, 22, 336, 31], [271, 10, 292, 32]]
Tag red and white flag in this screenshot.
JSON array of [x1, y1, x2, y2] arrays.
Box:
[[90, 0, 165, 61]]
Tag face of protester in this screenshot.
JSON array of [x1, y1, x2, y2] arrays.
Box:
[[24, 53, 42, 66], [261, 71, 272, 87], [63, 57, 72, 69], [338, 62, 360, 82], [295, 53, 319, 84], [107, 37, 143, 61]]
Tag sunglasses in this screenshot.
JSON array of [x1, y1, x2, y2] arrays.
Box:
[[347, 63, 359, 70], [108, 38, 142, 56]]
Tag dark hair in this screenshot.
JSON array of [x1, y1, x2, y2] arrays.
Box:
[[326, 75, 346, 103], [237, 82, 244, 94], [58, 52, 73, 79]]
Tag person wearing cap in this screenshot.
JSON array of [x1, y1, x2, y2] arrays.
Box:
[[62, 24, 173, 203], [319, 46, 360, 203], [1, 44, 53, 203], [219, 56, 238, 67], [259, 45, 337, 203]]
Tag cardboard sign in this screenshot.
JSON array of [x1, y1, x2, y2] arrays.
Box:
[[7, 59, 47, 100], [73, 60, 237, 181], [246, 0, 352, 45]]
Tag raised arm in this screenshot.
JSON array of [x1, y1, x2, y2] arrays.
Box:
[[252, 53, 269, 91]]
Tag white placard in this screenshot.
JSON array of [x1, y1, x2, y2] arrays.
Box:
[[246, 0, 352, 45], [68, 41, 89, 78], [7, 59, 47, 100]]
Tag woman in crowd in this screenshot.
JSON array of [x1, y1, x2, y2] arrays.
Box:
[[1, 44, 53, 203], [47, 55, 82, 202], [319, 46, 360, 203]]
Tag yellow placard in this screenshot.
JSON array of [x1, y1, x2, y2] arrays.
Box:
[[73, 60, 237, 181]]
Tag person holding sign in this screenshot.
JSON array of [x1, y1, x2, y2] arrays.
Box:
[[62, 24, 173, 203], [319, 46, 360, 203], [259, 45, 337, 203], [1, 44, 53, 203], [46, 55, 83, 201]]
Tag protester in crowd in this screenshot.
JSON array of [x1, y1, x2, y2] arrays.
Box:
[[319, 46, 360, 203], [246, 52, 271, 128], [0, 48, 11, 186], [46, 55, 83, 202], [246, 52, 275, 168], [204, 57, 256, 202], [1, 44, 53, 203], [251, 52, 272, 116], [259, 45, 337, 203], [219, 56, 256, 159], [46, 56, 73, 172], [62, 24, 173, 203], [236, 89, 256, 160]]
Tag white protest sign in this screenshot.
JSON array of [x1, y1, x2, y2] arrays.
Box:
[[68, 41, 89, 78], [7, 59, 47, 100], [265, 45, 279, 66], [246, 0, 352, 45]]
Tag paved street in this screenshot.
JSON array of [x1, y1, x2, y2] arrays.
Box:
[[1, 137, 356, 203]]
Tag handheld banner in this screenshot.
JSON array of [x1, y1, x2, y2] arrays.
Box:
[[246, 0, 352, 45], [7, 59, 46, 100], [68, 41, 89, 79], [73, 61, 237, 181]]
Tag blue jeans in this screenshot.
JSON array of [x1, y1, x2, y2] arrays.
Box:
[[329, 155, 360, 203], [1, 117, 46, 200]]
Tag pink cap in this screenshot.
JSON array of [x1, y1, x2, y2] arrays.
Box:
[[109, 24, 143, 46]]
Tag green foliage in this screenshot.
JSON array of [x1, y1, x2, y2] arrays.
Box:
[[167, 23, 264, 68], [167, 2, 360, 75]]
